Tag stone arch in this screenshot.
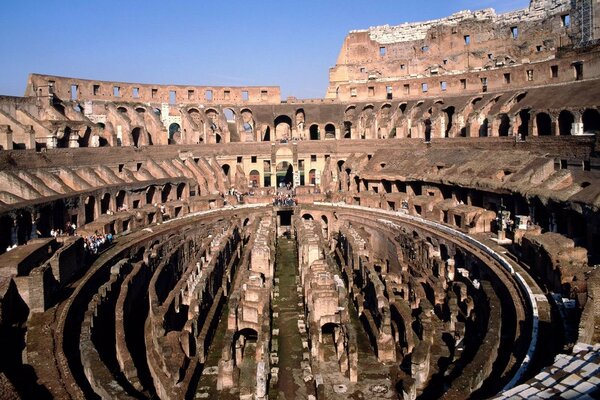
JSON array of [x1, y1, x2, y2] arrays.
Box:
[[131, 127, 142, 147], [343, 121, 352, 139], [85, 195, 96, 224], [168, 123, 181, 143], [176, 183, 186, 200], [116, 190, 126, 210], [276, 161, 294, 187], [479, 118, 489, 137], [535, 112, 552, 136], [302, 213, 314, 220], [161, 184, 172, 203], [309, 124, 320, 140], [249, 170, 260, 188], [582, 108, 600, 133], [498, 114, 511, 136], [222, 164, 231, 179], [443, 106, 455, 137], [517, 109, 531, 138], [308, 169, 316, 185], [100, 193, 111, 215], [324, 123, 336, 139], [146, 186, 156, 205], [274, 115, 292, 141], [558, 110, 575, 135]]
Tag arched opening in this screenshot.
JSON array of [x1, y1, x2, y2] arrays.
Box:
[[424, 119, 432, 142], [320, 322, 340, 358], [249, 170, 260, 188], [582, 109, 600, 133], [241, 109, 254, 135], [117, 106, 127, 114], [324, 123, 336, 139], [479, 118, 489, 137], [131, 127, 141, 147], [263, 126, 271, 142], [116, 190, 126, 210], [168, 123, 180, 143], [161, 184, 171, 203], [224, 108, 237, 141], [176, 183, 186, 200], [343, 121, 352, 139], [321, 215, 329, 238], [100, 193, 111, 214], [276, 161, 294, 188], [309, 124, 320, 140], [518, 109, 531, 138], [302, 213, 314, 220], [536, 112, 552, 136], [135, 107, 145, 114], [215, 133, 222, 143], [16, 211, 33, 245], [295, 109, 305, 133], [224, 108, 235, 122], [222, 164, 231, 178], [274, 115, 292, 141], [234, 328, 258, 364], [337, 160, 345, 171], [146, 186, 156, 205], [309, 169, 316, 185], [443, 107, 455, 137], [498, 114, 511, 136], [85, 196, 96, 224], [558, 110, 575, 135]]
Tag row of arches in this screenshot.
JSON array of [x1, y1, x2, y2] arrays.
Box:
[[83, 183, 188, 224]]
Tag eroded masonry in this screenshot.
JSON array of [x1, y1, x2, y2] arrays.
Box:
[[1, 0, 600, 399]]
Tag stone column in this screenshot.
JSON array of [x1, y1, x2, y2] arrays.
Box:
[[0, 125, 13, 150]]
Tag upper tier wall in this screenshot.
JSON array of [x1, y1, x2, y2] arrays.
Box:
[[25, 74, 282, 105]]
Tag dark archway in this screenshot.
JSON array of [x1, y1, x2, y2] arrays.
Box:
[[263, 126, 271, 142], [518, 109, 530, 138], [324, 124, 336, 139], [558, 110, 574, 135], [498, 114, 511, 136], [146, 186, 156, 205], [168, 123, 180, 143], [222, 164, 231, 178], [161, 184, 171, 203], [343, 121, 352, 139], [100, 193, 111, 215], [536, 113, 552, 136], [176, 183, 186, 200], [424, 119, 432, 142], [276, 162, 294, 187], [116, 190, 126, 210], [132, 127, 142, 147], [582, 109, 600, 133], [443, 107, 455, 137], [479, 118, 489, 137], [85, 196, 96, 224], [310, 124, 319, 140]]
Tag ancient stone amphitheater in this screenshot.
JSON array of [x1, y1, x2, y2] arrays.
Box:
[[0, 0, 599, 399]]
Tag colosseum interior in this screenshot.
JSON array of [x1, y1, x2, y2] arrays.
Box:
[[0, 0, 599, 399]]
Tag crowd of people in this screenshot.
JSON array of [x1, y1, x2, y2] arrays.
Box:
[[83, 231, 113, 255], [273, 193, 297, 207], [50, 222, 78, 238]]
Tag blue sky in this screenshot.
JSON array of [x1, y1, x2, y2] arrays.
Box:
[[0, 0, 529, 99]]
